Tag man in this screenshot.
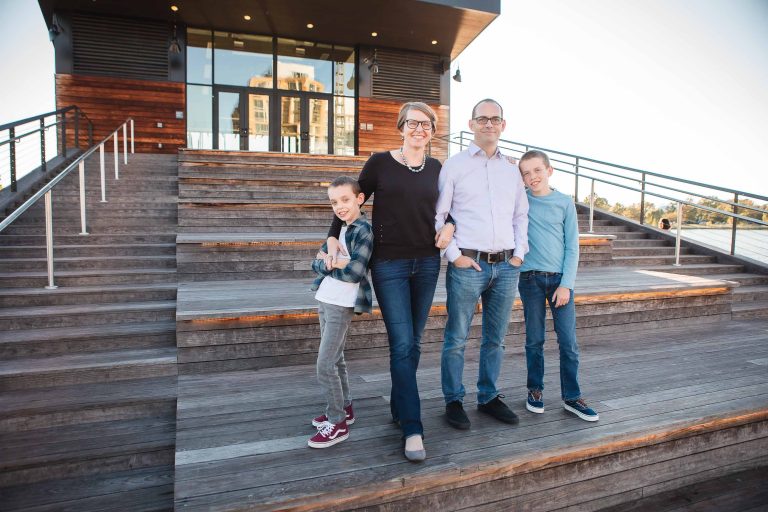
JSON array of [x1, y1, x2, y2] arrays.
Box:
[[435, 98, 529, 430]]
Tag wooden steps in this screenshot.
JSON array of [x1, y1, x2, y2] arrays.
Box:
[[0, 153, 178, 511], [174, 267, 735, 374], [172, 321, 768, 511]]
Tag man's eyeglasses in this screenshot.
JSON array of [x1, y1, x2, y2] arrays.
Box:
[[404, 119, 433, 131], [473, 116, 503, 126]]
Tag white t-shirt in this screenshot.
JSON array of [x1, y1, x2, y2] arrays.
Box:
[[314, 226, 359, 308]]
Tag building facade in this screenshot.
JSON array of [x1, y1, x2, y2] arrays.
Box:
[[39, 0, 499, 159]]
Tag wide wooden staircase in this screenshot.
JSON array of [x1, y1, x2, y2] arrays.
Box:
[[1, 149, 766, 511], [0, 153, 178, 511]]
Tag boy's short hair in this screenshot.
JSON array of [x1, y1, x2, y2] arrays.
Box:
[[519, 149, 551, 168], [329, 175, 361, 195], [396, 102, 438, 132], [471, 98, 504, 119]]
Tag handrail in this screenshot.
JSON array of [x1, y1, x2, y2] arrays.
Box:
[[0, 106, 77, 132], [0, 118, 135, 289], [1, 105, 94, 192], [444, 131, 768, 202], [440, 131, 767, 263]]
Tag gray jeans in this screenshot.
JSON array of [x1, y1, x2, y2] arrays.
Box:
[[317, 301, 354, 424]]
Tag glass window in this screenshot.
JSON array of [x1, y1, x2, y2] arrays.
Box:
[[187, 28, 213, 85], [277, 38, 332, 93], [331, 46, 355, 96], [186, 85, 212, 149], [214, 32, 273, 88], [333, 96, 355, 156]]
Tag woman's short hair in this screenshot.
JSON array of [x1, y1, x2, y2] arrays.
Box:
[[396, 102, 438, 132]]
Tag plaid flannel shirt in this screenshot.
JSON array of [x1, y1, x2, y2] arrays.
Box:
[[311, 213, 373, 314]]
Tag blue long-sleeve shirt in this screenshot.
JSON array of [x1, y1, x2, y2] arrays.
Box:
[[519, 189, 579, 289]]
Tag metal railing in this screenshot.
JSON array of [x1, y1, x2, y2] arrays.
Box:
[[442, 131, 768, 265], [0, 106, 94, 192], [0, 118, 135, 289]]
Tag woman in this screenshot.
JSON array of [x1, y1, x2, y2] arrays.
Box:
[[325, 102, 452, 462]]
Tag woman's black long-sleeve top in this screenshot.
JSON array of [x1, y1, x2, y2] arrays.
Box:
[[327, 151, 442, 261]]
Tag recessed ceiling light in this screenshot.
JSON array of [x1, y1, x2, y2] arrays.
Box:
[[170, 5, 178, 11], [431, 40, 438, 45], [244, 15, 251, 21], [371, 32, 378, 37], [306, 23, 314, 29]]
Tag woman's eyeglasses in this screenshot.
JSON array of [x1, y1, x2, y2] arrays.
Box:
[[404, 119, 433, 130]]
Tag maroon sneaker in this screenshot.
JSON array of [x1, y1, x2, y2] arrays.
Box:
[[312, 403, 355, 428], [308, 420, 349, 448]]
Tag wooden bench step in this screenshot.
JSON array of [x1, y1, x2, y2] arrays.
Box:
[[0, 267, 177, 288], [0, 320, 176, 358], [0, 348, 177, 390], [732, 300, 768, 319], [0, 243, 176, 259], [0, 255, 176, 272], [0, 300, 177, 330]]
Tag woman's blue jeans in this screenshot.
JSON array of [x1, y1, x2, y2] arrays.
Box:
[[371, 255, 440, 438], [518, 271, 581, 401]]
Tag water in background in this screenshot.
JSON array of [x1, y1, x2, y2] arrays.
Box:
[[676, 228, 768, 265]]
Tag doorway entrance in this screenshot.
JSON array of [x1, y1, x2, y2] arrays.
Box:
[[213, 87, 332, 153]]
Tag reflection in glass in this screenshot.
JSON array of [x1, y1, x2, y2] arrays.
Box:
[[187, 85, 212, 149], [277, 38, 332, 93], [248, 94, 270, 151], [331, 46, 356, 96], [281, 96, 301, 153], [214, 32, 273, 87], [334, 96, 355, 155], [309, 98, 329, 154], [218, 92, 241, 150], [187, 28, 213, 85]]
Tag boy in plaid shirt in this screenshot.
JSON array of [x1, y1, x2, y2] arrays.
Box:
[[308, 176, 373, 448]]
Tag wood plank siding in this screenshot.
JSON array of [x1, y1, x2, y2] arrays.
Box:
[[56, 74, 185, 154], [358, 97, 449, 161]]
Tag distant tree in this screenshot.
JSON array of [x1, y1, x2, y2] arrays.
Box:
[[582, 195, 610, 209]]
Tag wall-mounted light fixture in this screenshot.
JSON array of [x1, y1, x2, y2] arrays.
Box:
[[48, 13, 61, 41], [169, 24, 182, 54], [452, 65, 462, 82], [368, 49, 379, 74]]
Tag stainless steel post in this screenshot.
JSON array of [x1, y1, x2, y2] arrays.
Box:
[[100, 143, 107, 202], [589, 179, 595, 233], [78, 160, 88, 235], [574, 157, 580, 202], [44, 190, 57, 289], [123, 123, 128, 164], [130, 119, 135, 153], [113, 130, 119, 179], [674, 201, 683, 267], [730, 193, 738, 255]]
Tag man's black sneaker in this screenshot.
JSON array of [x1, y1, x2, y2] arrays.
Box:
[[445, 401, 471, 430], [478, 395, 519, 424]]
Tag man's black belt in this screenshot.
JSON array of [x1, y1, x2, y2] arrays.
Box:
[[459, 248, 513, 263]]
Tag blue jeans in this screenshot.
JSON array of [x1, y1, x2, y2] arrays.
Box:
[[442, 260, 520, 405], [371, 255, 440, 438], [518, 271, 581, 401]]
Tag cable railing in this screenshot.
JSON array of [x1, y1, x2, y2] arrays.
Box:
[[441, 131, 768, 265], [0, 106, 94, 192], [0, 118, 135, 289]]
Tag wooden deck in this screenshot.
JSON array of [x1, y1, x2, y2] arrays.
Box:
[[173, 319, 768, 511]]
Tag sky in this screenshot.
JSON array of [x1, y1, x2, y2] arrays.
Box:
[[1, 0, 766, 205]]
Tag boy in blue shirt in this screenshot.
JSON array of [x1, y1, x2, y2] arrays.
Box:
[[517, 150, 598, 422]]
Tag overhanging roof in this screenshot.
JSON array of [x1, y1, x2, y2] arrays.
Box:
[[38, 0, 499, 60]]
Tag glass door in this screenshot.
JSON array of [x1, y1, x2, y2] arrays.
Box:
[[308, 97, 329, 154], [216, 91, 241, 150], [278, 93, 331, 153], [280, 95, 302, 153], [246, 93, 270, 151], [215, 88, 271, 151]]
